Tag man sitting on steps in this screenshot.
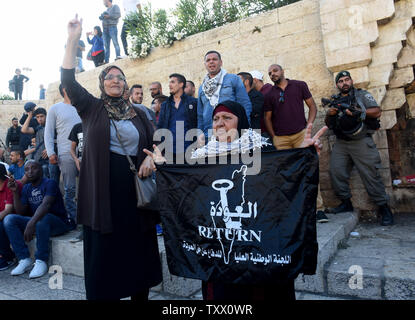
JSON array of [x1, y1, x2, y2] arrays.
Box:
[[4, 160, 74, 279]]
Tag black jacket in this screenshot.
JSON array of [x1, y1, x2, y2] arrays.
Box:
[[157, 93, 198, 131], [12, 74, 29, 89], [248, 89, 264, 130]]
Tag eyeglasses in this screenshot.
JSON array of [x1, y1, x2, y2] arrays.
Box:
[[279, 91, 285, 103], [104, 74, 126, 81]]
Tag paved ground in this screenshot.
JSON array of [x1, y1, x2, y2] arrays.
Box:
[[1, 212, 413, 300], [0, 269, 338, 300], [325, 212, 415, 299]]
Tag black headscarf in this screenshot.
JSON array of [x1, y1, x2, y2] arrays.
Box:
[[212, 100, 250, 135], [99, 65, 136, 120]]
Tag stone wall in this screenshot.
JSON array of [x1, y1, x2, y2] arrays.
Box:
[[2, 0, 415, 212]]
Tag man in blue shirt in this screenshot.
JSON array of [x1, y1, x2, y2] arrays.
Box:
[[8, 150, 25, 180], [4, 161, 73, 279], [157, 73, 198, 161], [197, 50, 252, 141], [39, 85, 46, 100]]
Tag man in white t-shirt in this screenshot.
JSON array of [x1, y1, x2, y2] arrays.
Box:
[[121, 0, 141, 56]]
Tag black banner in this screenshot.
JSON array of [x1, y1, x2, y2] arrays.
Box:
[[156, 147, 319, 285]]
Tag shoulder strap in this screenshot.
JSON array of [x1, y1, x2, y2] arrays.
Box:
[[110, 119, 137, 174]]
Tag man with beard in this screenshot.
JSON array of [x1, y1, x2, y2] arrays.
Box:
[[263, 64, 327, 222], [324, 71, 393, 226], [150, 81, 163, 105], [263, 64, 317, 150]]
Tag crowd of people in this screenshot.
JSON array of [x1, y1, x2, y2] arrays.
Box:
[[79, 0, 142, 70], [0, 12, 394, 301]]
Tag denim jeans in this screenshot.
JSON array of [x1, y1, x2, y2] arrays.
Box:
[[76, 57, 84, 72], [48, 163, 60, 185], [59, 154, 78, 223], [121, 22, 129, 56], [14, 88, 23, 100], [0, 220, 14, 261], [103, 25, 121, 63], [41, 163, 50, 179], [3, 214, 71, 262]]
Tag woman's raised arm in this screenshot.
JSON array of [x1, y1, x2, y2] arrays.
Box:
[[63, 15, 83, 69]]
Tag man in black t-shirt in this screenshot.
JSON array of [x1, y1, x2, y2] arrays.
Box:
[[68, 123, 83, 172], [68, 123, 83, 243]]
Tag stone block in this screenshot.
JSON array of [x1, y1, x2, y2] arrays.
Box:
[[326, 45, 372, 72], [326, 256, 383, 299], [319, 0, 347, 15], [262, 10, 279, 27], [384, 259, 415, 300], [406, 93, 415, 117], [394, 0, 415, 20], [368, 64, 394, 88], [320, 12, 337, 34], [276, 17, 305, 37], [361, 0, 396, 24], [323, 30, 350, 52], [367, 86, 387, 105], [379, 110, 397, 129], [374, 130, 390, 151], [381, 88, 407, 111], [397, 45, 415, 68], [370, 42, 403, 67], [50, 231, 84, 277], [389, 67, 414, 89], [377, 18, 412, 46], [303, 13, 321, 31], [407, 26, 415, 48], [349, 21, 379, 47], [278, 0, 319, 23]]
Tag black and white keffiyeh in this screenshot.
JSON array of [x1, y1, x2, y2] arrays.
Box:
[[202, 68, 227, 107]]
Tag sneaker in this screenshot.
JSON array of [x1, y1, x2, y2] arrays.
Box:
[[156, 224, 163, 236], [29, 260, 48, 279], [115, 56, 123, 61], [69, 231, 83, 243], [316, 210, 329, 223], [0, 258, 16, 271], [11, 258, 32, 276]]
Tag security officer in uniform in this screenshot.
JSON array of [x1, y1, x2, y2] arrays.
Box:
[[324, 71, 394, 226]]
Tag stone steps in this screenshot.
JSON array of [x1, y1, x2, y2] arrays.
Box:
[[36, 211, 358, 298], [323, 213, 415, 300], [295, 211, 359, 293]]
